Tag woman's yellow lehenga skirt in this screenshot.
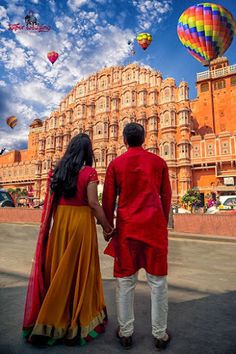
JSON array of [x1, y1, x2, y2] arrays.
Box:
[[28, 205, 107, 345]]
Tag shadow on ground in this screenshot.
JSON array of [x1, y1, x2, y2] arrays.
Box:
[[0, 275, 236, 354]]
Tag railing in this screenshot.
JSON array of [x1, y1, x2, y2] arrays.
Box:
[[197, 64, 236, 81]]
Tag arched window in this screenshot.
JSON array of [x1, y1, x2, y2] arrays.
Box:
[[99, 76, 107, 89], [114, 71, 119, 82], [164, 144, 169, 156], [164, 112, 170, 126], [231, 76, 236, 86], [97, 97, 105, 112], [101, 150, 106, 163], [123, 91, 131, 106], [126, 71, 132, 81], [140, 72, 145, 84], [77, 105, 82, 116], [171, 111, 176, 126], [89, 78, 95, 90], [76, 86, 84, 97], [200, 83, 209, 92], [164, 88, 170, 99], [94, 152, 100, 163], [96, 123, 103, 135], [171, 143, 175, 157], [214, 80, 225, 90]]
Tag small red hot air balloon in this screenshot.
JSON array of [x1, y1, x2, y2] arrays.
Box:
[[47, 51, 59, 64]]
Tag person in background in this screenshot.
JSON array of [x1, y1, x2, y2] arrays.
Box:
[[23, 133, 113, 347], [207, 192, 217, 208], [102, 123, 172, 351]]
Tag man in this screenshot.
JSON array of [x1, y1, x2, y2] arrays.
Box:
[[0, 147, 6, 155], [25, 10, 38, 28], [102, 123, 172, 350]]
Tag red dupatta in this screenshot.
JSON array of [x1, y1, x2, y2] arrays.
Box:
[[23, 170, 55, 332]]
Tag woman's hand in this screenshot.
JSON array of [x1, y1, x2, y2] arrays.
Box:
[[103, 228, 116, 242]]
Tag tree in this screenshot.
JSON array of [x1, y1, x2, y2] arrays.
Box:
[[181, 189, 201, 212], [98, 192, 102, 206], [7, 187, 28, 199]]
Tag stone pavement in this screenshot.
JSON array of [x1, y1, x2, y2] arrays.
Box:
[[0, 223, 236, 354]]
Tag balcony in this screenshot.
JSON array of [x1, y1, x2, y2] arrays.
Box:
[[197, 64, 236, 82]]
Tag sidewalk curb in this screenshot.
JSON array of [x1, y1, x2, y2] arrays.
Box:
[[169, 230, 236, 243]]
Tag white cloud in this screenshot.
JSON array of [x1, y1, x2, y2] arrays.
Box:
[[0, 100, 38, 151], [17, 80, 63, 108], [0, 38, 28, 69], [6, 3, 25, 23], [49, 0, 57, 13], [0, 81, 7, 87], [132, 0, 172, 30], [67, 0, 88, 12], [0, 5, 10, 32], [0, 1, 141, 150]]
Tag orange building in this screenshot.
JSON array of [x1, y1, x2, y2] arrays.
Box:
[[0, 58, 235, 202]]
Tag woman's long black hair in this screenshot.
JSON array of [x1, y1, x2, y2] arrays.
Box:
[[51, 133, 93, 199]]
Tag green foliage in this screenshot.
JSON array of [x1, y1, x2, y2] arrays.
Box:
[[181, 189, 201, 209], [7, 187, 28, 197], [98, 192, 102, 206]]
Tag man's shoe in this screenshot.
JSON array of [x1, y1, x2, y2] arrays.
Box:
[[116, 328, 133, 350], [154, 332, 171, 351]]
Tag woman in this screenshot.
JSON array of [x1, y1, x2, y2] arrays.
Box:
[[22, 133, 113, 346]]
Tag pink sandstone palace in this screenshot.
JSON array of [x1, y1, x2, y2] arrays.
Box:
[[0, 57, 236, 203]]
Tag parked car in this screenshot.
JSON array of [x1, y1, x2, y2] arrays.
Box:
[[0, 189, 15, 207], [205, 206, 219, 214], [16, 196, 40, 208], [218, 195, 236, 210]]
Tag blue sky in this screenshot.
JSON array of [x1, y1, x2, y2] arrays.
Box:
[[0, 0, 236, 151]]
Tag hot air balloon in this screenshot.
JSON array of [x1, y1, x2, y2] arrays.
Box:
[[47, 51, 59, 64], [6, 116, 17, 129], [177, 3, 235, 66], [136, 33, 152, 50]]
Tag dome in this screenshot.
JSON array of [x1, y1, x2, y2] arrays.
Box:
[[29, 118, 43, 128]]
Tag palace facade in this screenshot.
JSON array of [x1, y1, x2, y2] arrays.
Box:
[[0, 57, 236, 202]]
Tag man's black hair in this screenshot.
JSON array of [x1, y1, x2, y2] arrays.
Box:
[[123, 123, 145, 147]]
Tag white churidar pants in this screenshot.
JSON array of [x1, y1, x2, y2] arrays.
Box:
[[116, 272, 168, 339]]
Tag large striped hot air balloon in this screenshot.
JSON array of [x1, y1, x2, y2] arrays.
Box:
[[136, 33, 152, 50], [47, 51, 59, 64], [177, 3, 235, 66], [6, 116, 17, 129]]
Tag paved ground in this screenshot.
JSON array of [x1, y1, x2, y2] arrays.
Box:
[[0, 223, 236, 354]]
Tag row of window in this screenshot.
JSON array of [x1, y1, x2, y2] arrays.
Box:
[[200, 77, 236, 92], [45, 109, 191, 131], [0, 167, 35, 178], [193, 142, 230, 157], [75, 72, 161, 96], [61, 86, 189, 111], [160, 111, 189, 127], [161, 86, 189, 102]]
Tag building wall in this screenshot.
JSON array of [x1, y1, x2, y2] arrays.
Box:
[[0, 59, 236, 201], [174, 214, 236, 237], [192, 57, 236, 135]]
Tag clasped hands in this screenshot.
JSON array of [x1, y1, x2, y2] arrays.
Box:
[[103, 227, 116, 242]]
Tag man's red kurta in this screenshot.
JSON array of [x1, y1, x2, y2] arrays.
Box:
[[102, 147, 172, 278]]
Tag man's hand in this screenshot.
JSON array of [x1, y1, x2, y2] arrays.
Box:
[[103, 228, 116, 242]]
